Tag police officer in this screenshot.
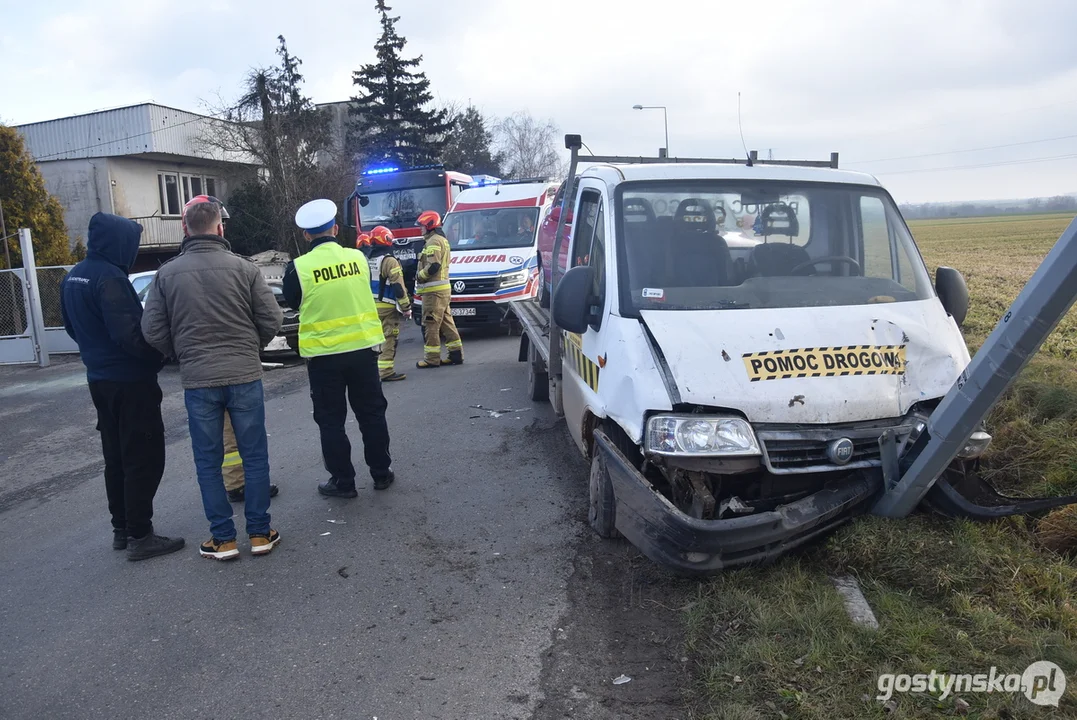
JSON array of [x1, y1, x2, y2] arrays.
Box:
[[360, 225, 411, 382], [415, 210, 463, 369], [281, 199, 395, 497]]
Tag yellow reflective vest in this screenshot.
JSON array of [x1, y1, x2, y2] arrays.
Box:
[[293, 240, 385, 358]]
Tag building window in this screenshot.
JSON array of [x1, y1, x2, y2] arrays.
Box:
[[158, 173, 181, 216], [180, 174, 217, 204]]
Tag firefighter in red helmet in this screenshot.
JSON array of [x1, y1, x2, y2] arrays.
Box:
[[414, 210, 462, 368], [362, 226, 411, 381]]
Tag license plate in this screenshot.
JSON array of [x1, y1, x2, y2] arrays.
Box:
[[451, 307, 477, 316]]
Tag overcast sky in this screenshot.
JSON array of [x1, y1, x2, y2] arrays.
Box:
[[3, 0, 1077, 203]]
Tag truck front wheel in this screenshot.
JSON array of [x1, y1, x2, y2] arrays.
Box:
[[588, 452, 618, 538], [528, 341, 549, 402]]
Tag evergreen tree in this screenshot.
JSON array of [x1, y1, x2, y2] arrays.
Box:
[[0, 125, 75, 268], [348, 0, 451, 167], [441, 105, 504, 176]]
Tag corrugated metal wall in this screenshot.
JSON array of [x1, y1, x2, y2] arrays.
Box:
[[18, 104, 256, 164], [19, 106, 154, 161]]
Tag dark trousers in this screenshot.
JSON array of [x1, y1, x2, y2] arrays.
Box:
[[88, 379, 166, 538], [307, 348, 391, 483]]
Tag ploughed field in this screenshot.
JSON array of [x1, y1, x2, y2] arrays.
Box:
[[685, 213, 1077, 719]]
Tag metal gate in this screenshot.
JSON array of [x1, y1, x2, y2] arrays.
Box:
[[0, 268, 35, 364], [38, 265, 78, 355]]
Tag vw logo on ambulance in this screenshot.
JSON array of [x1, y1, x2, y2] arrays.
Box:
[[453, 280, 466, 293]]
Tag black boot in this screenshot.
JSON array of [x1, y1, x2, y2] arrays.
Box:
[[127, 533, 185, 562], [227, 484, 279, 503], [373, 470, 395, 491], [446, 350, 464, 365], [113, 529, 128, 550], [318, 478, 358, 498]]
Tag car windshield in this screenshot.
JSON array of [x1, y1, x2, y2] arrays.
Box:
[[616, 181, 933, 312], [443, 208, 540, 250], [359, 187, 446, 230]]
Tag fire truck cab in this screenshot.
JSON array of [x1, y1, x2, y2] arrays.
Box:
[[345, 164, 473, 294]]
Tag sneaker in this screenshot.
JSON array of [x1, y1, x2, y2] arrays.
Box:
[[113, 529, 128, 551], [250, 529, 281, 556], [381, 372, 407, 382], [227, 484, 280, 503], [127, 533, 185, 562], [199, 537, 240, 561], [373, 470, 395, 491], [318, 478, 358, 498]]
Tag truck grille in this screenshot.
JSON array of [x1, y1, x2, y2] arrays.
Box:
[[451, 277, 498, 295], [756, 421, 914, 475]]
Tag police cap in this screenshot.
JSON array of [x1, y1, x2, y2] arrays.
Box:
[[295, 199, 338, 234]]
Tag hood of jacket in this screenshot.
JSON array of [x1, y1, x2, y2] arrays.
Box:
[[87, 212, 143, 272]]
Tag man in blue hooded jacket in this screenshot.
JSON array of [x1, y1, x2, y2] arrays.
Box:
[[61, 212, 185, 561]]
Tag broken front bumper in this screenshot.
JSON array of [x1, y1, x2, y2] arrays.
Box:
[[594, 430, 882, 574]]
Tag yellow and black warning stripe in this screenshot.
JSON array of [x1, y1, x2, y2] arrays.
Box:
[[742, 344, 907, 382], [565, 332, 600, 392]]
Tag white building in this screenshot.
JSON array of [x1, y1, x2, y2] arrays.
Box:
[[17, 103, 262, 261]]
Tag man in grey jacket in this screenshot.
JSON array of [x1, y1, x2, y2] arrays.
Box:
[[142, 195, 284, 561]]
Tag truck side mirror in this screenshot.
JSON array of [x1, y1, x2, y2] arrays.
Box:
[[344, 194, 357, 229], [553, 265, 594, 334], [936, 266, 969, 327]]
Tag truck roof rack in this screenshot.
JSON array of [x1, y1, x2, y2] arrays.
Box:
[[578, 150, 839, 169]]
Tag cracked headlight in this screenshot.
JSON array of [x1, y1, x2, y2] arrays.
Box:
[[497, 270, 528, 289], [645, 415, 761, 456]]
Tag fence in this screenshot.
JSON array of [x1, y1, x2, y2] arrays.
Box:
[[0, 269, 29, 338], [0, 229, 77, 365]]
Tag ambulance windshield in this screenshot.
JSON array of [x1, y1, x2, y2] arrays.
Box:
[[443, 208, 539, 250], [616, 182, 934, 312], [360, 187, 446, 230]]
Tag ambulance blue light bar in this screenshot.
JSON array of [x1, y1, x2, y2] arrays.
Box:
[[469, 175, 502, 187]]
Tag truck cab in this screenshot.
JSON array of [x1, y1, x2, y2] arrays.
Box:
[[518, 152, 988, 573], [345, 164, 473, 294], [416, 178, 559, 328]]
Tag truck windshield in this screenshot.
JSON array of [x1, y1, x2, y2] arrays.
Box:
[[616, 182, 934, 312], [360, 186, 446, 230], [443, 208, 540, 250]]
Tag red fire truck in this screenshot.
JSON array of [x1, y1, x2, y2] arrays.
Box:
[[344, 164, 473, 293]]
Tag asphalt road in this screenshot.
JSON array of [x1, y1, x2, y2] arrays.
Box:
[[0, 328, 691, 720]]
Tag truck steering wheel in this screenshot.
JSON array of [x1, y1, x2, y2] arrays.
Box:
[[790, 256, 862, 276]]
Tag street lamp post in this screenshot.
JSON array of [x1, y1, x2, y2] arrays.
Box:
[[632, 104, 668, 157]]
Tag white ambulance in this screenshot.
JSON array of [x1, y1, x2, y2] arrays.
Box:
[[416, 178, 560, 329]]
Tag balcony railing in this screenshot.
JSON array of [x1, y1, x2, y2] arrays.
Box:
[[129, 215, 185, 249]]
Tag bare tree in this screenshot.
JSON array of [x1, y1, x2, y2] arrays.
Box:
[[199, 36, 342, 255], [494, 112, 563, 180]]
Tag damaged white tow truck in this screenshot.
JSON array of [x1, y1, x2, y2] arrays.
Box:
[[512, 135, 1077, 574]]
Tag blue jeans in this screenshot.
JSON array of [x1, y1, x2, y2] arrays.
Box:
[[184, 380, 272, 540]]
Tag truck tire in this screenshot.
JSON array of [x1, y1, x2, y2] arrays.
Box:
[[528, 341, 549, 402], [588, 452, 618, 538]]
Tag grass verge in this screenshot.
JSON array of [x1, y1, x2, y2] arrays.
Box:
[[687, 213, 1077, 719]]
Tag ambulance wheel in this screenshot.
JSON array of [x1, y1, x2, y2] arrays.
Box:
[[528, 342, 549, 402], [588, 451, 618, 539], [539, 281, 551, 309]]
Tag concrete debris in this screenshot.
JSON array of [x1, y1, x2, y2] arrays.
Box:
[[612, 674, 632, 685]]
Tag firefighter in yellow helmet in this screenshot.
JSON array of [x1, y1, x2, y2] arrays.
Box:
[[360, 225, 411, 382], [414, 210, 462, 368], [282, 199, 394, 498]]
